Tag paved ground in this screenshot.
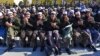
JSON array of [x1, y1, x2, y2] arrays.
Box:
[[0, 37, 100, 56], [0, 47, 100, 56]]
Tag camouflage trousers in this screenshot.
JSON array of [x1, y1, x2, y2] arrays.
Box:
[[20, 30, 33, 47], [31, 30, 45, 48], [6, 27, 19, 47], [47, 30, 61, 49], [72, 29, 93, 47]]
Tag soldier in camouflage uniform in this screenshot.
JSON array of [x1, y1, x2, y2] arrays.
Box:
[[5, 11, 21, 51], [45, 11, 61, 55], [60, 11, 75, 55], [32, 12, 46, 52], [20, 12, 34, 47]]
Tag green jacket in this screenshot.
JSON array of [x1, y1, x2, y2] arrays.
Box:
[[5, 17, 21, 37]]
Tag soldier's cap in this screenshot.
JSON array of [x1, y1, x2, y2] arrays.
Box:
[[45, 9, 48, 11], [75, 11, 81, 15], [32, 6, 35, 8], [54, 8, 57, 10], [25, 12, 30, 15], [57, 6, 61, 10], [37, 12, 42, 15], [51, 11, 57, 15], [81, 9, 87, 12], [23, 8, 27, 11], [0, 12, 3, 16], [38, 7, 44, 10], [12, 9, 17, 13], [63, 11, 67, 15], [67, 7, 71, 11], [32, 7, 36, 11], [85, 8, 92, 12], [75, 7, 81, 10], [10, 8, 16, 12], [70, 10, 74, 13], [61, 7, 65, 9], [7, 11, 13, 15], [6, 9, 10, 13], [98, 11, 100, 14]]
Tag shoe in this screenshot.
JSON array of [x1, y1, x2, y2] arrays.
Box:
[[58, 48, 62, 55], [54, 47, 60, 55], [66, 50, 71, 55], [4, 46, 13, 52], [58, 51, 62, 55], [86, 44, 93, 51], [52, 48, 58, 55], [55, 50, 58, 55], [32, 46, 37, 52], [26, 44, 30, 47], [40, 47, 45, 52], [66, 48, 77, 55], [91, 45, 97, 52]]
